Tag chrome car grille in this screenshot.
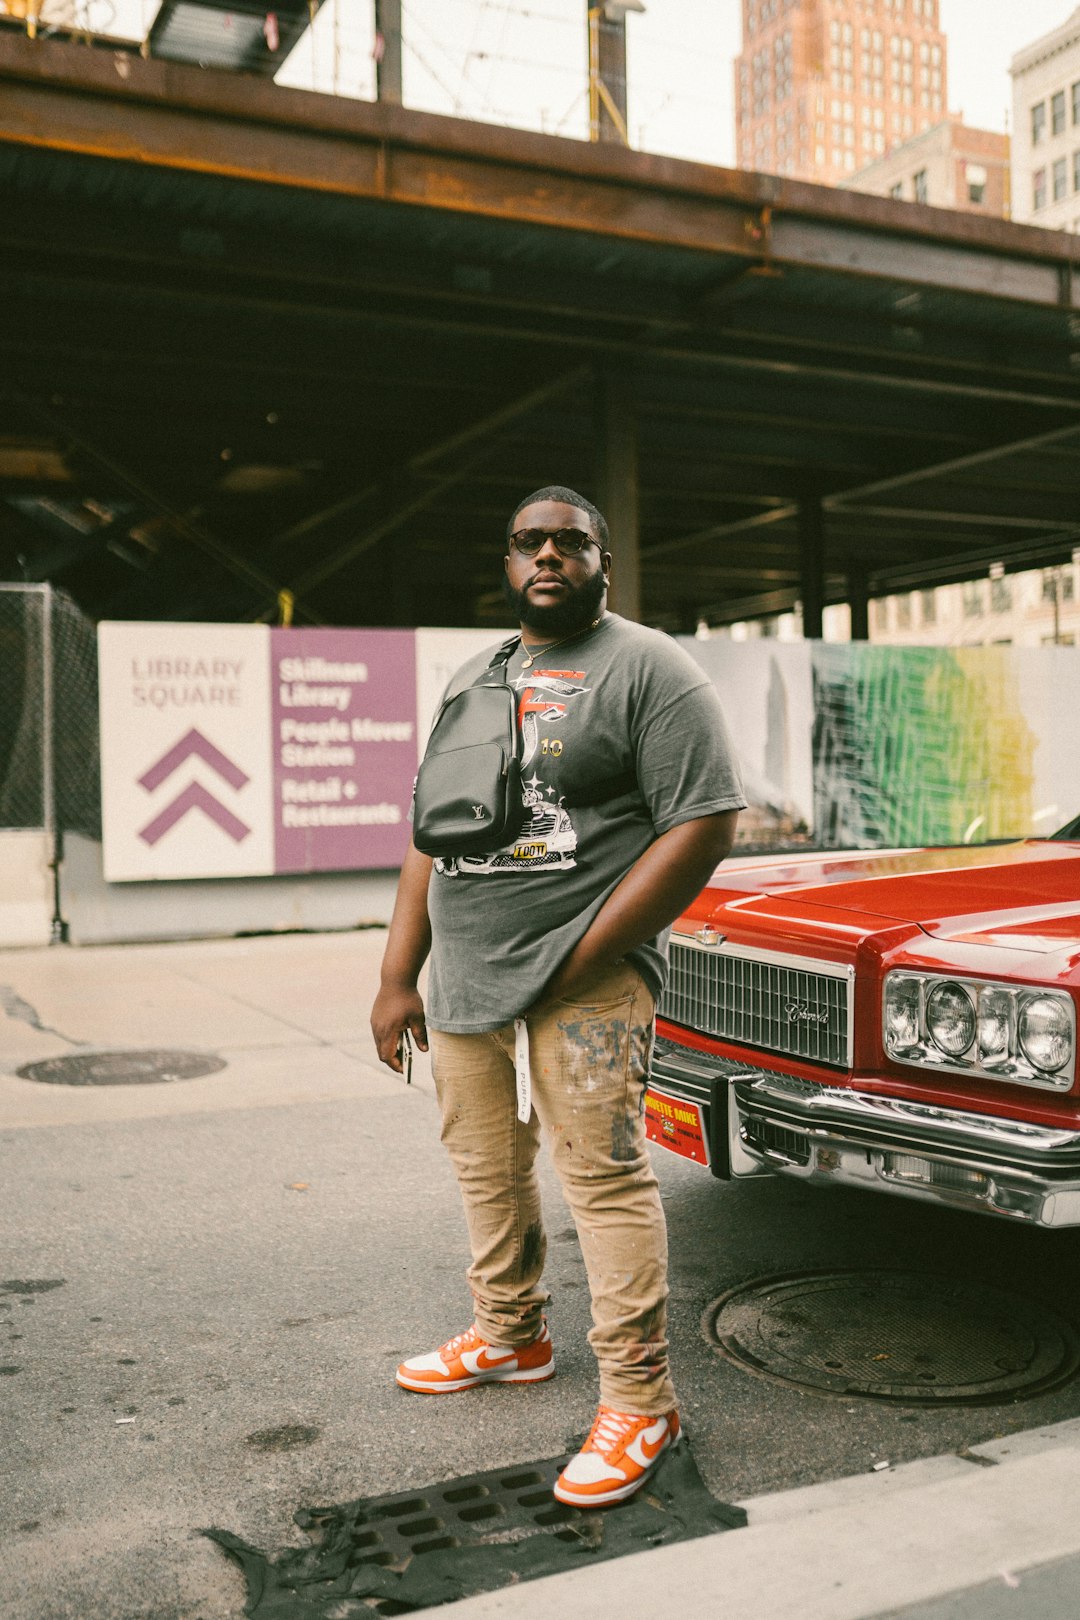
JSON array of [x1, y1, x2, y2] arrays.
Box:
[[661, 938, 852, 1070]]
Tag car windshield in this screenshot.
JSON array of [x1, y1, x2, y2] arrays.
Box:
[[1049, 813, 1080, 841]]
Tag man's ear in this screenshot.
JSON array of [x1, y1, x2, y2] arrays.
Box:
[[503, 552, 511, 576], [601, 551, 613, 579]]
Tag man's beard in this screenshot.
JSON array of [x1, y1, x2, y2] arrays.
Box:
[[501, 567, 607, 638]]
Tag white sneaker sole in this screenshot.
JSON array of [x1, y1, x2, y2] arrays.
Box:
[[396, 1360, 555, 1394]]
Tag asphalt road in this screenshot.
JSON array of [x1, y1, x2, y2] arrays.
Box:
[[4, 930, 1080, 1619]]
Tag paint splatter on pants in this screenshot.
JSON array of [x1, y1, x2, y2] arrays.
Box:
[[429, 960, 675, 1415]]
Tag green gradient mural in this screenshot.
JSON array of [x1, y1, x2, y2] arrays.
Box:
[[812, 645, 1036, 848]]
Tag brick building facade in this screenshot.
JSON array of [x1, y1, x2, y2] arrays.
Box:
[[735, 0, 948, 186], [1010, 8, 1080, 231], [842, 119, 1009, 216]]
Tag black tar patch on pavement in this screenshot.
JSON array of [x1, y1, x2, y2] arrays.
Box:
[[205, 1439, 746, 1615]]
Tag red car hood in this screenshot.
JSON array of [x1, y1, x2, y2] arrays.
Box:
[[687, 841, 1080, 957]]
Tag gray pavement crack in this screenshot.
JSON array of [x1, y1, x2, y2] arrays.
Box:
[[0, 986, 83, 1048]]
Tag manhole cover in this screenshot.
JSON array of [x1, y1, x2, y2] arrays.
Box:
[[703, 1269, 1080, 1405], [16, 1050, 226, 1087]]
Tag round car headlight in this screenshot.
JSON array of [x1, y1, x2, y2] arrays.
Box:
[[1017, 996, 1072, 1074], [926, 982, 976, 1057], [977, 986, 1011, 1063], [885, 976, 920, 1051]]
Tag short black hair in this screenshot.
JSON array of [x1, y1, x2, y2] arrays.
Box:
[[506, 485, 610, 550]]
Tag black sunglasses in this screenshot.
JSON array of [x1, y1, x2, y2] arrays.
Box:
[[509, 527, 598, 558]]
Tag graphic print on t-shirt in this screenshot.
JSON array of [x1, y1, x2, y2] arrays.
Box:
[[434, 667, 589, 878]]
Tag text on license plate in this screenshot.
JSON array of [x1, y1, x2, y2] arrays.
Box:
[[644, 1088, 710, 1167]]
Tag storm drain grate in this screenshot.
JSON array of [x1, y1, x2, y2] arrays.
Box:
[[16, 1049, 226, 1086], [704, 1269, 1080, 1405], [206, 1441, 745, 1615]]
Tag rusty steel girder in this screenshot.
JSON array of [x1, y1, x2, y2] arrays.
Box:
[[0, 32, 1078, 308]]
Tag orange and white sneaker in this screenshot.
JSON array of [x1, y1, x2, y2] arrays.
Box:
[[395, 1321, 554, 1394], [553, 1405, 680, 1507]]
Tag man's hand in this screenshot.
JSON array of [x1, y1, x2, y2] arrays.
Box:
[[371, 981, 429, 1071], [372, 841, 434, 1071]]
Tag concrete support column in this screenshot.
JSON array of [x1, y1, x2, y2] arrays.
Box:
[[594, 371, 640, 622], [798, 494, 825, 640], [374, 0, 402, 104], [847, 564, 870, 641]]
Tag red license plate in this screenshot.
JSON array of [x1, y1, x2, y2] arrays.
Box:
[[644, 1087, 710, 1167]]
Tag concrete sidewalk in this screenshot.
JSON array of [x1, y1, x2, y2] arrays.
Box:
[[411, 1418, 1080, 1619], [4, 929, 1080, 1619]]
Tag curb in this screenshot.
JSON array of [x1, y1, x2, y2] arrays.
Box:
[[409, 1416, 1080, 1620]]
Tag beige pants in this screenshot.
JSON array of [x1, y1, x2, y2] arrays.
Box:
[[429, 960, 675, 1415]]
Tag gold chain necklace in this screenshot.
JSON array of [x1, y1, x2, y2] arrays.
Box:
[[520, 615, 604, 670]]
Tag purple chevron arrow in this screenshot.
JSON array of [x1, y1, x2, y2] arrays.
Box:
[[138, 728, 249, 794], [138, 781, 251, 847]]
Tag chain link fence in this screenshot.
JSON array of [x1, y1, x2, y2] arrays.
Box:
[[0, 584, 101, 849]]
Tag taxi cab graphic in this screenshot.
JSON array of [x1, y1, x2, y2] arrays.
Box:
[[454, 800, 578, 875]]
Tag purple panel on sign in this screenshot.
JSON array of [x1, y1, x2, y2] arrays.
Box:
[[271, 629, 416, 873]]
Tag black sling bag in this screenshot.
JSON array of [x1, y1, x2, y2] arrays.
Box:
[[412, 636, 524, 858], [412, 635, 642, 860]]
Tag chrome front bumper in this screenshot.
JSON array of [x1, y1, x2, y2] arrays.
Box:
[[650, 1038, 1080, 1228]]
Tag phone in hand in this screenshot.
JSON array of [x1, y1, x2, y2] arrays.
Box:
[[396, 1028, 413, 1085]]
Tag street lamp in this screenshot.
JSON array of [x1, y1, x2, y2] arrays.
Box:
[[587, 0, 645, 146]]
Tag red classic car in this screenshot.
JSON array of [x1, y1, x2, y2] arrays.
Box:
[[646, 817, 1080, 1228]]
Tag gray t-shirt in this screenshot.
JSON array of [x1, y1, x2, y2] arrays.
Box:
[[424, 613, 746, 1034]]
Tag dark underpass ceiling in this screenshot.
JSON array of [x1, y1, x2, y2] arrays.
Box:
[[3, 35, 1080, 630]]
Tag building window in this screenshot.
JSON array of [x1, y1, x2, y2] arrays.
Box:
[[990, 574, 1012, 613], [962, 580, 985, 617], [889, 180, 904, 198], [1055, 157, 1069, 201], [1042, 568, 1073, 602], [895, 593, 912, 629], [1073, 149, 1080, 191], [1053, 90, 1067, 136], [913, 167, 928, 203], [1034, 167, 1047, 210], [1032, 101, 1046, 144], [872, 598, 890, 633], [920, 589, 937, 625], [966, 163, 987, 203], [1073, 81, 1080, 125]]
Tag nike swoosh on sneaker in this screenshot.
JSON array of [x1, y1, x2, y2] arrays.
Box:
[[625, 1422, 670, 1465], [459, 1345, 516, 1375]]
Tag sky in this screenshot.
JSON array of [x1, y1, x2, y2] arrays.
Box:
[[71, 0, 1080, 169]]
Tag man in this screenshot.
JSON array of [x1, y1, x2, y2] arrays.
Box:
[[372, 485, 744, 1507]]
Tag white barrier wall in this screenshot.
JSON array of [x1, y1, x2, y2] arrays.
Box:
[[0, 831, 53, 948], [59, 834, 399, 946]]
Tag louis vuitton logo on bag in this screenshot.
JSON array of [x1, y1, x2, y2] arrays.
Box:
[[472, 805, 488, 820]]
